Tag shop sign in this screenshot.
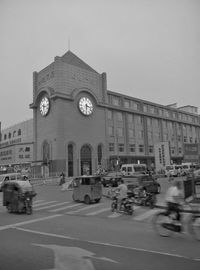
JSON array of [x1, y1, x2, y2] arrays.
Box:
[[154, 142, 170, 172], [183, 143, 199, 162]]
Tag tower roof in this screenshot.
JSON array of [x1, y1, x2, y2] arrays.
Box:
[[61, 51, 98, 73]]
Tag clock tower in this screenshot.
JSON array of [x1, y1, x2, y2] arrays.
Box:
[[30, 51, 108, 177]]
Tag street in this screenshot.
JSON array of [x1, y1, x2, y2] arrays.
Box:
[[0, 178, 199, 270]]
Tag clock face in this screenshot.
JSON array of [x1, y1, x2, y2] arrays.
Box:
[[79, 97, 93, 115], [40, 96, 50, 116]]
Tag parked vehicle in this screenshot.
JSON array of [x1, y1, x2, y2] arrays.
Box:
[[101, 171, 122, 187], [0, 173, 22, 191], [120, 164, 147, 176], [2, 180, 36, 214], [132, 189, 157, 208], [72, 175, 102, 204], [111, 191, 134, 215], [123, 174, 161, 194], [181, 163, 199, 176]]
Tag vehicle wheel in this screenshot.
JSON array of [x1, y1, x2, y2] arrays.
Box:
[[84, 195, 91, 204], [153, 212, 172, 237], [111, 202, 117, 212], [189, 216, 200, 241], [26, 206, 32, 215]]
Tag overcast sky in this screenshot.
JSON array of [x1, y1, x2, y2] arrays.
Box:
[[0, 0, 200, 129]]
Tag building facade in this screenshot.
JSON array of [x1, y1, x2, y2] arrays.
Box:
[[29, 50, 200, 177], [0, 119, 33, 173]]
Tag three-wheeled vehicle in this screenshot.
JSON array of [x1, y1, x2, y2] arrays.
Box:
[[72, 175, 102, 204], [2, 180, 37, 214]]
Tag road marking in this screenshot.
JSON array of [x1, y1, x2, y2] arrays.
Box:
[[0, 214, 62, 231], [107, 212, 122, 218], [86, 207, 111, 216], [66, 203, 103, 214], [49, 203, 81, 212], [15, 227, 200, 262], [34, 199, 45, 204], [133, 208, 160, 221], [34, 201, 71, 211], [33, 201, 58, 207]]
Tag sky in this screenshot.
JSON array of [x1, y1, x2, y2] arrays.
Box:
[[0, 0, 200, 129]]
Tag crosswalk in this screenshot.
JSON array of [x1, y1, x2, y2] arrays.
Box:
[[0, 197, 161, 222], [32, 199, 162, 222]]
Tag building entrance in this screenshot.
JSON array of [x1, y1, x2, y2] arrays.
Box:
[[80, 145, 92, 175]]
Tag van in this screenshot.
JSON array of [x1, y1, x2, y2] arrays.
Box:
[[120, 164, 147, 176], [181, 163, 198, 175], [164, 164, 183, 177], [0, 173, 22, 191]]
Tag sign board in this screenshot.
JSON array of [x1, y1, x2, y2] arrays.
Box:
[[183, 143, 199, 163], [154, 142, 170, 172]]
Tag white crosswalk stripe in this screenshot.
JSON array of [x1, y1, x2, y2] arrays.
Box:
[[107, 212, 122, 218], [34, 201, 71, 211], [33, 201, 58, 207], [49, 203, 82, 212], [66, 203, 103, 214], [86, 207, 111, 216], [132, 208, 160, 221]]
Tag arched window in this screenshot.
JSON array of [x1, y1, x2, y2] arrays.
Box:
[[97, 144, 102, 165], [4, 134, 7, 140], [13, 131, 16, 137], [18, 129, 21, 136], [80, 144, 92, 175], [8, 132, 11, 139], [68, 144, 74, 177], [42, 141, 50, 165]]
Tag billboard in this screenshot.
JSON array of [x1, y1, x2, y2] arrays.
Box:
[[154, 142, 170, 172], [183, 143, 199, 163]]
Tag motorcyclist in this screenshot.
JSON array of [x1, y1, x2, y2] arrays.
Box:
[[116, 179, 128, 209]]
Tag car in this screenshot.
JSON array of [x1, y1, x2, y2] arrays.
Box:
[[101, 172, 122, 187], [123, 174, 161, 194]]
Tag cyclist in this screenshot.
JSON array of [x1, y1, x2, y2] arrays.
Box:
[[165, 180, 184, 224]]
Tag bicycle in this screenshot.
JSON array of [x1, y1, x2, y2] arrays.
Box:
[[153, 202, 200, 240]]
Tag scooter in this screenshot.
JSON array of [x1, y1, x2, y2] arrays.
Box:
[[111, 191, 134, 215]]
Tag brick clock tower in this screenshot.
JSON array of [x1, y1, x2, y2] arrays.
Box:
[[30, 51, 108, 177]]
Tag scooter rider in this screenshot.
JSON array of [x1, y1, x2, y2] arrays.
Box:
[[116, 179, 128, 209]]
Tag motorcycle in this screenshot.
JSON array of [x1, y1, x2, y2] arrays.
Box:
[[133, 190, 156, 208], [111, 191, 134, 215]]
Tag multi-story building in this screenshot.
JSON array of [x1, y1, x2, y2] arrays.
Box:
[[0, 119, 33, 173], [29, 50, 200, 177]]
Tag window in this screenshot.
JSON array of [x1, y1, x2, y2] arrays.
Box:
[[139, 130, 144, 139], [136, 115, 143, 125], [118, 143, 124, 152], [147, 118, 152, 126], [127, 114, 133, 123], [148, 131, 153, 140], [129, 144, 135, 152], [4, 134, 7, 140], [18, 129, 21, 136], [154, 119, 159, 127], [149, 145, 154, 154], [184, 136, 187, 143], [139, 144, 144, 153], [190, 137, 193, 143], [132, 101, 140, 111], [149, 106, 155, 114], [163, 134, 168, 141], [8, 132, 11, 139], [116, 112, 123, 121], [13, 131, 16, 137], [112, 96, 120, 106], [109, 143, 114, 152], [108, 126, 114, 136], [178, 147, 182, 154], [117, 127, 123, 137], [124, 99, 130, 108], [171, 147, 175, 155], [143, 104, 148, 113], [128, 128, 135, 138], [25, 147, 30, 152], [107, 110, 113, 120], [177, 135, 181, 142]]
